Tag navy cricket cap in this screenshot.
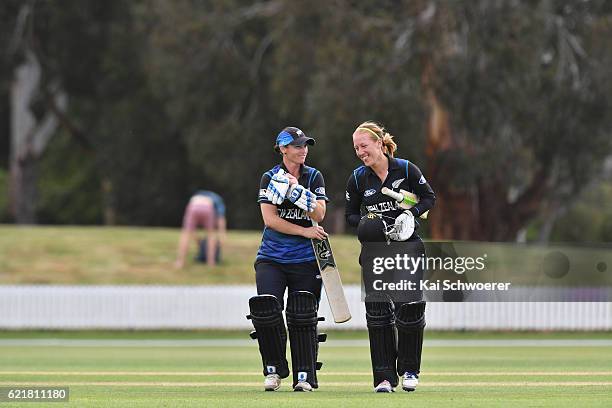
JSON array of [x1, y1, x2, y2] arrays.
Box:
[[275, 127, 315, 148]]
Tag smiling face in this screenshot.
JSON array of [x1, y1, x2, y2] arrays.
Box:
[[280, 144, 308, 165], [353, 130, 384, 167]]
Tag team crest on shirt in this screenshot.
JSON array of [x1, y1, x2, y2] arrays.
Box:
[[364, 189, 376, 197], [419, 175, 427, 184], [392, 178, 405, 188]]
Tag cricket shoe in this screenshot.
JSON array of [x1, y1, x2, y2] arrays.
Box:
[[374, 380, 394, 393], [264, 374, 281, 391], [401, 372, 419, 392], [293, 381, 313, 392]]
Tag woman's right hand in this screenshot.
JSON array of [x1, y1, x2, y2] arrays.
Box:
[[302, 225, 328, 240]]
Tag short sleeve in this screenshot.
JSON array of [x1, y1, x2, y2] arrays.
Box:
[[258, 172, 273, 204], [345, 172, 362, 227], [309, 170, 329, 202]]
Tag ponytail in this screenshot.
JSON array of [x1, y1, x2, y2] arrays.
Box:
[[381, 132, 397, 157]]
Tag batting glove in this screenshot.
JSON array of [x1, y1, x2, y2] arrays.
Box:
[[287, 184, 317, 213], [387, 210, 415, 241], [266, 169, 290, 205]]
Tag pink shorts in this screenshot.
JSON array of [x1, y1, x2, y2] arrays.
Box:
[[182, 201, 215, 231]]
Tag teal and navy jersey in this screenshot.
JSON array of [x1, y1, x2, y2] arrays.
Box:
[[345, 155, 435, 233], [256, 164, 329, 264]]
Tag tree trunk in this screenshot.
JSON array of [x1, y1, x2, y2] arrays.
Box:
[[9, 153, 38, 224], [102, 178, 116, 225], [9, 50, 65, 224], [421, 56, 547, 242], [422, 58, 481, 240]]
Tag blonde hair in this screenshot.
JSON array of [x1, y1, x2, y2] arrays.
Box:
[[354, 121, 397, 157]]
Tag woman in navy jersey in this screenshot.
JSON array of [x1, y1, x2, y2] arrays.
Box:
[[345, 121, 435, 393], [248, 126, 329, 392], [256, 126, 329, 302]]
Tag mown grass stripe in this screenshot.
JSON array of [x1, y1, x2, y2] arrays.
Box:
[[1, 381, 611, 387], [1, 339, 612, 347], [1, 371, 612, 376]]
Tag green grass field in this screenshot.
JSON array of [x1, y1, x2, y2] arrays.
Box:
[[3, 225, 611, 286], [3, 226, 612, 406], [1, 331, 612, 407], [0, 225, 361, 284]]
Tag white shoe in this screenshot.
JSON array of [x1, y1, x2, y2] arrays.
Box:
[[293, 381, 313, 392], [374, 380, 394, 393], [264, 374, 281, 391], [401, 372, 419, 392]]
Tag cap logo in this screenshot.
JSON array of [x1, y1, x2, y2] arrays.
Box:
[[276, 131, 294, 147]]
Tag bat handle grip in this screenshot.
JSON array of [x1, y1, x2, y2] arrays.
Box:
[[381, 187, 403, 201]]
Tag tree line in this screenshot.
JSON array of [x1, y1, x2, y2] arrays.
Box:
[[1, 0, 611, 241]]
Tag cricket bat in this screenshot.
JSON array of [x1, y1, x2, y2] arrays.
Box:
[[381, 187, 429, 219], [311, 221, 351, 323]]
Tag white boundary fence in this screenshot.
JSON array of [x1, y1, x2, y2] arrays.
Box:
[[0, 285, 611, 330]]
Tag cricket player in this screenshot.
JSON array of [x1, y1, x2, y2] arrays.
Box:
[[247, 126, 329, 392], [345, 121, 436, 393]]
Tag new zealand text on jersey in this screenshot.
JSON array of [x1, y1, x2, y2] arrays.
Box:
[[278, 208, 310, 220], [365, 200, 400, 213]]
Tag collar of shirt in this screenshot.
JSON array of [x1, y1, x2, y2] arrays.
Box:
[[363, 154, 402, 176], [280, 163, 309, 177]]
